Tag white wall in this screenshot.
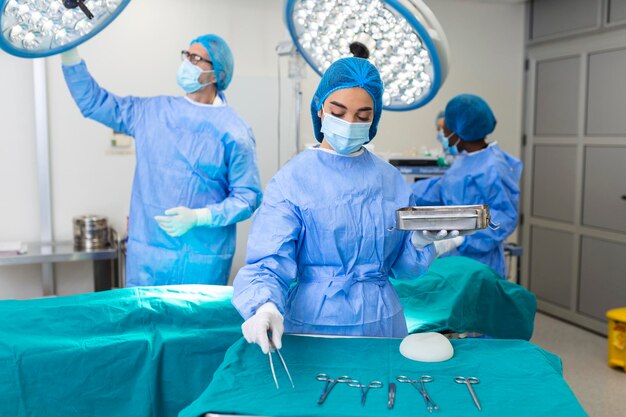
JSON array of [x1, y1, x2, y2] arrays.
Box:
[[0, 0, 526, 299]]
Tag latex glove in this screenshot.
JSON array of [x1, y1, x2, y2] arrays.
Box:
[[434, 236, 465, 257], [60, 48, 81, 66], [411, 229, 461, 249], [241, 302, 284, 354], [154, 207, 212, 237]]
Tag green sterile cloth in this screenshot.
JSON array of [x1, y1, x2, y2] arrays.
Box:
[[0, 285, 242, 417], [394, 257, 536, 340], [180, 335, 587, 417], [0, 257, 536, 416]]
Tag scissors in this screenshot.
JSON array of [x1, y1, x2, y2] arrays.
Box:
[[348, 380, 383, 406], [396, 375, 439, 413], [267, 337, 294, 390], [454, 376, 481, 411], [316, 374, 353, 405]]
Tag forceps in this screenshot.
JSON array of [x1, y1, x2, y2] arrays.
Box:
[[348, 380, 383, 406], [396, 375, 439, 413], [267, 338, 294, 389], [316, 374, 353, 405], [454, 376, 481, 411]]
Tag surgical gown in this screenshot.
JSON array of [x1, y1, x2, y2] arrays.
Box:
[[63, 61, 262, 286], [232, 148, 436, 337], [411, 143, 522, 277]]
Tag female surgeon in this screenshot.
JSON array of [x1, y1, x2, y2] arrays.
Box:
[[232, 57, 462, 353]]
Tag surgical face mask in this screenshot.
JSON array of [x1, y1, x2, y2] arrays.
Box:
[[176, 59, 214, 93], [440, 131, 460, 156], [320, 112, 371, 155]]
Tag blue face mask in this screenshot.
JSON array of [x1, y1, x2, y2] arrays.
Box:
[[176, 60, 214, 93], [320, 112, 372, 155], [438, 130, 460, 156]]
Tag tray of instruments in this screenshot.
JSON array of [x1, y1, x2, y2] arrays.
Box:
[[395, 205, 492, 231]]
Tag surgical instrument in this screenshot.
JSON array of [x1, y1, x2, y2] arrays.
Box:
[[348, 380, 383, 406], [455, 376, 481, 411], [267, 338, 294, 390], [316, 374, 353, 405], [396, 375, 439, 412], [388, 382, 396, 409]]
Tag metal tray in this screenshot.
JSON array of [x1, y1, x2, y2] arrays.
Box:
[[395, 205, 492, 231]]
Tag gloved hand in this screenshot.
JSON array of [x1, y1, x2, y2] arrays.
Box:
[[241, 302, 284, 354], [411, 229, 461, 249], [60, 48, 81, 66], [154, 207, 212, 237], [434, 236, 465, 257]]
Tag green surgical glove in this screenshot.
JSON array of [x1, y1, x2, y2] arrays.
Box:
[[60, 48, 81, 66], [155, 207, 212, 237]]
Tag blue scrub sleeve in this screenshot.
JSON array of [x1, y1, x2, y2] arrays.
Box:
[[62, 61, 142, 136], [232, 177, 301, 319], [390, 234, 436, 280], [205, 130, 262, 227], [460, 172, 519, 253], [411, 177, 444, 206]]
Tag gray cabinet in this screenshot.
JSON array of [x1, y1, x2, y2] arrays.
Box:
[[587, 48, 626, 135], [531, 0, 600, 39], [532, 145, 577, 223], [609, 0, 626, 23], [583, 146, 626, 233], [529, 227, 574, 308], [525, 2, 626, 334], [579, 237, 626, 321], [535, 57, 580, 136]]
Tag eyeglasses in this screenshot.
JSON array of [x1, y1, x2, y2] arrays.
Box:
[[180, 50, 213, 67]]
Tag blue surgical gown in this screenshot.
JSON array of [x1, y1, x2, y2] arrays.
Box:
[[232, 148, 436, 337], [411, 143, 522, 277], [63, 61, 262, 286]]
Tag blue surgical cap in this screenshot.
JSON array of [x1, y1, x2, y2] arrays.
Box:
[[444, 94, 497, 141], [190, 34, 234, 91], [311, 57, 384, 143]]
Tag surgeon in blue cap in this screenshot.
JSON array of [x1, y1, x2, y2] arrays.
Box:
[[412, 94, 523, 277], [60, 35, 262, 286], [232, 57, 462, 354]]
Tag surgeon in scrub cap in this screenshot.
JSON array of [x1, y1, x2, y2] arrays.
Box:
[[232, 57, 463, 354], [60, 35, 262, 287], [412, 94, 523, 277]]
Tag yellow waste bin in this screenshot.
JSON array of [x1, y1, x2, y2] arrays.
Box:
[[607, 308, 626, 371]]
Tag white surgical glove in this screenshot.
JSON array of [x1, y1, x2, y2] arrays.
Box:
[[241, 302, 284, 354], [154, 207, 212, 237], [411, 229, 461, 249], [60, 48, 81, 66], [434, 236, 465, 257]]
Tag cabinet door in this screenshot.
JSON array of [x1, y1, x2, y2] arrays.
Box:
[[609, 0, 626, 23], [583, 146, 626, 233], [579, 237, 626, 321], [529, 226, 574, 308], [531, 0, 600, 39], [587, 48, 626, 136], [532, 145, 577, 223], [535, 57, 580, 136]]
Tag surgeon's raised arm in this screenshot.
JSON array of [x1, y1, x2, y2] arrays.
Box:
[[62, 54, 141, 137], [232, 177, 301, 319], [205, 129, 262, 227]]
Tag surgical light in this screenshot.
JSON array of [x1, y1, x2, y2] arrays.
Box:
[[285, 0, 449, 111], [0, 0, 130, 58]]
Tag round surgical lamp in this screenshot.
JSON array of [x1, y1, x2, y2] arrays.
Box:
[[0, 0, 130, 58], [285, 0, 449, 111]]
